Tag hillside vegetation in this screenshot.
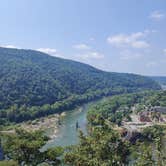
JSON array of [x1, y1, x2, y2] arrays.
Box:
[[0, 47, 161, 124], [87, 90, 166, 127]]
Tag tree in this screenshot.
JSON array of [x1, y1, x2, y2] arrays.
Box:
[[0, 160, 18, 166], [65, 123, 130, 166]]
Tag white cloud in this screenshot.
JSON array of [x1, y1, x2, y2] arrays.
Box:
[[89, 37, 95, 41], [146, 61, 157, 67], [120, 50, 143, 60], [150, 11, 165, 21], [107, 31, 150, 49], [36, 48, 63, 58], [76, 51, 104, 60], [37, 48, 57, 55], [0, 45, 20, 49], [73, 44, 91, 50], [163, 49, 166, 54], [131, 41, 149, 48]]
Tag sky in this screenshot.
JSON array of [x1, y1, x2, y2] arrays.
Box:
[[0, 0, 166, 76]]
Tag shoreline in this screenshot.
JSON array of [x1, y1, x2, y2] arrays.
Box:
[[19, 113, 67, 140], [0, 113, 66, 140], [20, 114, 60, 132]]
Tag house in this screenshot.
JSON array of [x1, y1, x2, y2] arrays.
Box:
[[139, 111, 152, 122], [151, 106, 166, 114]]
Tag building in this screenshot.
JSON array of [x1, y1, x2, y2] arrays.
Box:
[[151, 106, 166, 114], [139, 111, 152, 122]]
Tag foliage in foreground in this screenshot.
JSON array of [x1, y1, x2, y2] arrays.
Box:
[[64, 124, 130, 166], [1, 129, 63, 165], [0, 160, 18, 166]]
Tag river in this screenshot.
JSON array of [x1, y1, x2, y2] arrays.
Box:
[[42, 101, 96, 150]]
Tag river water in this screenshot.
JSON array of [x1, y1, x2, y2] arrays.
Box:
[[42, 101, 95, 150]]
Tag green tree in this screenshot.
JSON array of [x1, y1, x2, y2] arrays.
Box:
[[65, 124, 130, 166]]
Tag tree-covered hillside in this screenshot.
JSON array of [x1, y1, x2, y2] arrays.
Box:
[[0, 47, 161, 123]]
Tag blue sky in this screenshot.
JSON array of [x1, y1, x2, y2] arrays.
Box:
[[0, 0, 166, 76]]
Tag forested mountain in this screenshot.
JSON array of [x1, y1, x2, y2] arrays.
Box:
[[0, 47, 161, 123]]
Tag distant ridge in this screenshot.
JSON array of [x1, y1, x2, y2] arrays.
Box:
[[150, 76, 166, 90], [150, 76, 166, 85]]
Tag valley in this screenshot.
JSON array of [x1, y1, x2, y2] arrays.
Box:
[[0, 47, 166, 165], [0, 1, 166, 165]]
